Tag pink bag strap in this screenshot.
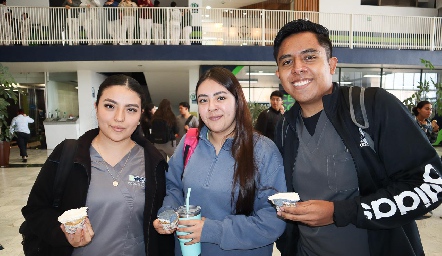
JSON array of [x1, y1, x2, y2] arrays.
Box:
[[183, 128, 199, 171]]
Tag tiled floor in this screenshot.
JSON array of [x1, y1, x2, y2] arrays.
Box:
[[1, 146, 441, 256]]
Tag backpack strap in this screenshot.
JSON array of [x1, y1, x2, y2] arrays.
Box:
[[184, 115, 194, 126], [52, 139, 78, 208], [349, 86, 375, 152], [182, 128, 199, 179], [349, 86, 369, 129]]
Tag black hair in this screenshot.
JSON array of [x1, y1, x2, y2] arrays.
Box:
[[270, 90, 283, 99], [96, 74, 146, 110], [179, 101, 190, 109], [196, 67, 256, 216], [170, 1, 176, 7], [273, 19, 333, 62], [412, 100, 431, 116], [154, 0, 160, 6]]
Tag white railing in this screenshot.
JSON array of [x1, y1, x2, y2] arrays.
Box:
[[1, 6, 442, 50]]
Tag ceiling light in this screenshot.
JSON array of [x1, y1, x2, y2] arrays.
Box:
[[246, 72, 275, 76]]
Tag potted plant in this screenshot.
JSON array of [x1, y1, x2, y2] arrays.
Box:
[[247, 102, 268, 127], [0, 64, 18, 167], [402, 59, 442, 114]]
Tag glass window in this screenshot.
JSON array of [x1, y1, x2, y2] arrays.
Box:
[[203, 65, 441, 110], [338, 67, 382, 87], [235, 65, 280, 103]]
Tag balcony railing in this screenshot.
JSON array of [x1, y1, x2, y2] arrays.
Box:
[[1, 6, 442, 51]]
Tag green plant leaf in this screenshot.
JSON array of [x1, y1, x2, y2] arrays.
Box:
[[0, 64, 18, 142]]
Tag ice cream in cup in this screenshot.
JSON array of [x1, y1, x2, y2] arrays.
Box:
[[157, 209, 179, 231], [58, 207, 88, 234], [268, 192, 300, 211]]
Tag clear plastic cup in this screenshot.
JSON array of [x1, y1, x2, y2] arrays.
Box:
[[176, 205, 201, 256]]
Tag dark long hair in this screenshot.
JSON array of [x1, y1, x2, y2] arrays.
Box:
[[152, 98, 176, 126], [196, 67, 256, 216], [144, 103, 156, 120], [412, 100, 431, 116]]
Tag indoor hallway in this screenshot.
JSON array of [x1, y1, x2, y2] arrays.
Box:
[[1, 147, 442, 256]]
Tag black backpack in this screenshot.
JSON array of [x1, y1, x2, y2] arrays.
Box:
[[151, 118, 172, 144], [19, 139, 78, 256]]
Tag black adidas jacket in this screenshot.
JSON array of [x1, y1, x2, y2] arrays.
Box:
[[275, 83, 442, 256], [22, 128, 174, 256]]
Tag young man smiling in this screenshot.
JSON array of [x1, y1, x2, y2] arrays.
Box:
[[273, 19, 442, 256]]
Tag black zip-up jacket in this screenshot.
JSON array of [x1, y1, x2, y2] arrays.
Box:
[[254, 107, 283, 141], [22, 128, 174, 256], [275, 84, 442, 256]]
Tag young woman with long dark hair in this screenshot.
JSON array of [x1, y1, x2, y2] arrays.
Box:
[[153, 67, 286, 255], [22, 75, 174, 256], [151, 98, 179, 160]]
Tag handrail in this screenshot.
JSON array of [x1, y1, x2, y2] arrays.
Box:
[[0, 6, 441, 51]]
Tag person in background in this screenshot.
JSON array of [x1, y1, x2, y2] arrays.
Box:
[[62, 0, 81, 45], [152, 0, 163, 45], [137, 0, 154, 45], [175, 101, 198, 143], [140, 102, 157, 141], [2, 9, 13, 45], [273, 19, 442, 256], [79, 0, 100, 45], [254, 90, 284, 141], [118, 0, 137, 45], [412, 100, 440, 219], [0, 0, 11, 45], [20, 12, 30, 46], [181, 8, 192, 45], [153, 67, 286, 256], [103, 0, 119, 45], [413, 100, 439, 144], [21, 74, 174, 256], [150, 98, 178, 160], [10, 109, 34, 162], [169, 1, 181, 45]]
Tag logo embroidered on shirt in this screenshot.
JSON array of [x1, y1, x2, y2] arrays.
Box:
[[359, 128, 370, 148], [128, 175, 146, 188]]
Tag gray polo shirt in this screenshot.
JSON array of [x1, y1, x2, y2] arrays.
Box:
[[72, 144, 146, 256]]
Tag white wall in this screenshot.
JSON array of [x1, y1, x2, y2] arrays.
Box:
[[77, 70, 107, 135], [12, 72, 45, 84], [143, 71, 189, 115], [46, 80, 58, 118], [45, 80, 78, 118], [320, 0, 437, 16], [188, 66, 199, 115]]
